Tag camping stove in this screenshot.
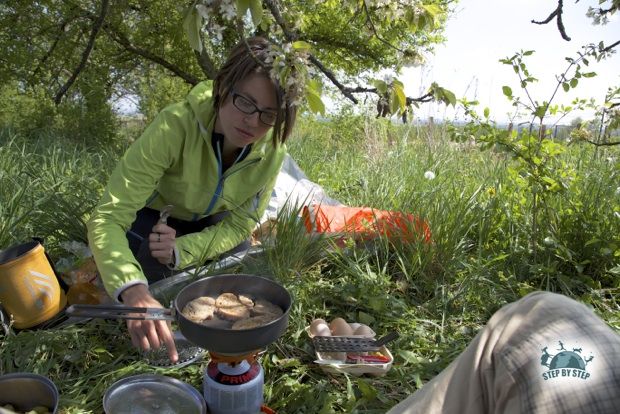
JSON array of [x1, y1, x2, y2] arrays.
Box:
[[204, 350, 269, 414]]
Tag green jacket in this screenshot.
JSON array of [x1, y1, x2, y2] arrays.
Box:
[[87, 81, 286, 298]]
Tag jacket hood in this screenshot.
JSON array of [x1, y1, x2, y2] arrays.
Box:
[[186, 80, 216, 133], [185, 80, 277, 154]]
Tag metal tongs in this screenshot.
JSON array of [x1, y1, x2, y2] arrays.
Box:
[[312, 331, 399, 352], [66, 304, 175, 321]]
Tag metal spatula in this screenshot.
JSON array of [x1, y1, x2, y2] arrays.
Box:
[[312, 331, 399, 352]]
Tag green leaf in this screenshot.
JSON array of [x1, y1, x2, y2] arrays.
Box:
[[562, 82, 570, 92], [397, 350, 419, 364], [182, 6, 203, 53], [483, 107, 490, 118], [441, 88, 456, 106], [249, 0, 263, 26], [357, 311, 375, 326], [392, 83, 406, 109], [305, 87, 325, 115], [236, 0, 250, 17], [372, 79, 388, 94], [292, 40, 312, 51], [534, 105, 547, 119], [570, 78, 578, 88], [356, 379, 378, 400], [523, 50, 534, 56], [502, 86, 512, 97], [390, 91, 400, 114], [582, 71, 597, 78]]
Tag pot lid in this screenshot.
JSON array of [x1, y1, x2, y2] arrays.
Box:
[[103, 375, 206, 414]]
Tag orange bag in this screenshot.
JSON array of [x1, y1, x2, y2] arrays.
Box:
[[302, 205, 431, 243]]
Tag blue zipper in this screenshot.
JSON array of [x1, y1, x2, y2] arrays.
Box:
[[202, 143, 259, 217]]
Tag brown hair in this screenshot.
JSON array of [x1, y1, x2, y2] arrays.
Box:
[[213, 37, 298, 144]]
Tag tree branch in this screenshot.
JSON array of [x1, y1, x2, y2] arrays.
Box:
[[532, 0, 571, 41], [194, 30, 217, 79], [32, 17, 75, 80], [263, 0, 436, 108], [55, 0, 110, 104], [68, 0, 200, 85], [362, 1, 405, 53], [106, 28, 200, 85], [601, 39, 620, 54], [583, 139, 620, 147]]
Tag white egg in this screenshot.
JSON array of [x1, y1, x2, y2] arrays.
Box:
[[353, 324, 375, 337], [329, 317, 354, 336], [310, 318, 331, 337]]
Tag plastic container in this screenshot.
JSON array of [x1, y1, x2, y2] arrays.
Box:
[[313, 345, 394, 376], [0, 241, 67, 328]]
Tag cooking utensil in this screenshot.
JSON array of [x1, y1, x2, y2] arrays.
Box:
[[66, 274, 292, 354], [145, 331, 205, 369], [159, 204, 174, 224], [312, 331, 399, 352], [103, 374, 206, 414], [0, 373, 59, 414]]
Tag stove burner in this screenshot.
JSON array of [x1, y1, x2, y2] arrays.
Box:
[[208, 349, 263, 365]]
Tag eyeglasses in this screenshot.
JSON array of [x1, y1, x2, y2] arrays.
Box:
[[231, 90, 278, 126]]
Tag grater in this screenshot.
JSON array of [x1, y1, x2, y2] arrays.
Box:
[[145, 331, 205, 369], [312, 331, 399, 352]]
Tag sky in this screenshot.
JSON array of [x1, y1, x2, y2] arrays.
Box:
[[402, 0, 620, 124]]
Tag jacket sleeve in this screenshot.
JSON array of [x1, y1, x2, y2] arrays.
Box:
[[174, 161, 280, 268], [87, 106, 184, 298]]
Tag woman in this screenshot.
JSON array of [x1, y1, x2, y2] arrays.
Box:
[[87, 37, 298, 362]]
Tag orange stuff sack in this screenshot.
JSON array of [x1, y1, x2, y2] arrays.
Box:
[[302, 205, 431, 243]]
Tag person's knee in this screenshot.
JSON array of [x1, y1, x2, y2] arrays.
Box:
[[517, 290, 583, 314]]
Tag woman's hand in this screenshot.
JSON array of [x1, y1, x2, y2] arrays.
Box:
[[149, 223, 176, 265], [120, 284, 178, 363]]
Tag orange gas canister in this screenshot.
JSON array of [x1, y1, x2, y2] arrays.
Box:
[[0, 241, 67, 329]]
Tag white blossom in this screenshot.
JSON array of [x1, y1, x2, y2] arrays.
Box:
[[424, 171, 435, 180], [196, 4, 211, 19], [211, 23, 224, 41], [219, 0, 237, 21]]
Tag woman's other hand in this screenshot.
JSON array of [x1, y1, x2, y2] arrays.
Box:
[[120, 284, 178, 362], [149, 223, 176, 265]]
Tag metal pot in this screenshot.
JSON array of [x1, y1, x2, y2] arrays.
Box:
[[66, 274, 292, 354], [0, 373, 59, 413], [103, 374, 206, 414]]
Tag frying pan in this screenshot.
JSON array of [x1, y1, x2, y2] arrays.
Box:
[[65, 274, 292, 354]]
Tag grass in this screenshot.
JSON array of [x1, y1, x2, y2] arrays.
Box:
[[0, 116, 619, 413]]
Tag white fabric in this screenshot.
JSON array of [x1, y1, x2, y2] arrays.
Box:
[[259, 154, 342, 223]]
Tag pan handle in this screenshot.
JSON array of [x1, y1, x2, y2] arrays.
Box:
[[66, 304, 175, 321]]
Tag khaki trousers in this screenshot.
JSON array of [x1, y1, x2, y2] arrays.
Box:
[[387, 291, 620, 414]]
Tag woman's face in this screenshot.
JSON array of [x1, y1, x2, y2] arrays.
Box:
[[215, 73, 278, 150]]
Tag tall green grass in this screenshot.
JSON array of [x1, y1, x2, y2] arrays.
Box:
[[0, 116, 618, 413]]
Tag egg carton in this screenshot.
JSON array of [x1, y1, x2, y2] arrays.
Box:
[[315, 345, 394, 376]]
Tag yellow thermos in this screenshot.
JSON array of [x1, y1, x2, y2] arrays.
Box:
[[0, 241, 67, 329]]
